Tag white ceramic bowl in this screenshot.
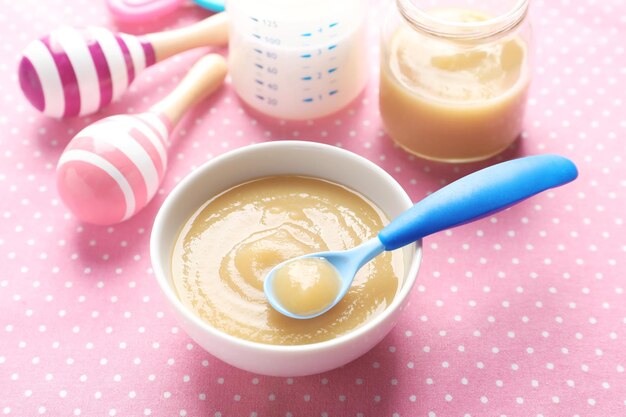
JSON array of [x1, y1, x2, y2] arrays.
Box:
[[150, 141, 422, 376]]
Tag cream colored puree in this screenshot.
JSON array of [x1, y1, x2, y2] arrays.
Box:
[[380, 9, 530, 162], [271, 257, 342, 317], [171, 176, 403, 346]]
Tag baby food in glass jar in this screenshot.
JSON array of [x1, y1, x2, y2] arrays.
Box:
[[379, 0, 533, 163]]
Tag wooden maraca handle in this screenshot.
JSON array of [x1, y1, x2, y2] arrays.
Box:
[[150, 53, 227, 126], [145, 12, 229, 62]]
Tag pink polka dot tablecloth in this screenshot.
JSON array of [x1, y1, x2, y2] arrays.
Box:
[[1, 1, 625, 416]]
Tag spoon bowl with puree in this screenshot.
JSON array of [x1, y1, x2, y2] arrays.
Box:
[[264, 154, 578, 319]]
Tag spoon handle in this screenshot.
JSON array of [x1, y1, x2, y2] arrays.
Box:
[[378, 154, 578, 251]]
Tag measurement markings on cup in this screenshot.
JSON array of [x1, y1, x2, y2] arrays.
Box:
[[250, 16, 280, 106], [230, 5, 365, 119]]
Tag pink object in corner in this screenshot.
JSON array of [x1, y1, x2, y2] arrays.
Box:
[[105, 0, 186, 23]]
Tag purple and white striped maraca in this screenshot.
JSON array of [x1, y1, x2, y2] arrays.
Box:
[[18, 12, 228, 118], [19, 26, 155, 118], [56, 54, 228, 225]]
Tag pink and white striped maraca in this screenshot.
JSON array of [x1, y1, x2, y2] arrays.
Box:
[[56, 54, 227, 225], [18, 12, 227, 118]]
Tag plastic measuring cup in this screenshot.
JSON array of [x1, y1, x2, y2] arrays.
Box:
[[227, 0, 368, 120]]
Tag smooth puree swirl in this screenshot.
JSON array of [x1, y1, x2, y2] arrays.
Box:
[[171, 176, 403, 345]]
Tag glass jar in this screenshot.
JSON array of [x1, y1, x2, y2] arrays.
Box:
[[227, 0, 368, 120], [379, 0, 533, 163]]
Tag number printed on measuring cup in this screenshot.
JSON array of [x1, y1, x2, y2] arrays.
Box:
[[264, 36, 281, 45], [228, 0, 368, 120], [262, 19, 278, 28]]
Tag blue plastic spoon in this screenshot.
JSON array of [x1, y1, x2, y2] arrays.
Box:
[[264, 154, 578, 319]]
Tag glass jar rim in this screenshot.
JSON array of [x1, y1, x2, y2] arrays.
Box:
[[396, 0, 529, 40]]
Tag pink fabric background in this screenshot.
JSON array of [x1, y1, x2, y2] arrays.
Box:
[[1, 0, 625, 416]]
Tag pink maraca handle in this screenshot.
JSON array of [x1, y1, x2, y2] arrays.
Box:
[[106, 0, 186, 23], [150, 53, 227, 126]]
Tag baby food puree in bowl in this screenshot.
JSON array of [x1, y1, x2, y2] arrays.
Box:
[[151, 141, 421, 376]]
